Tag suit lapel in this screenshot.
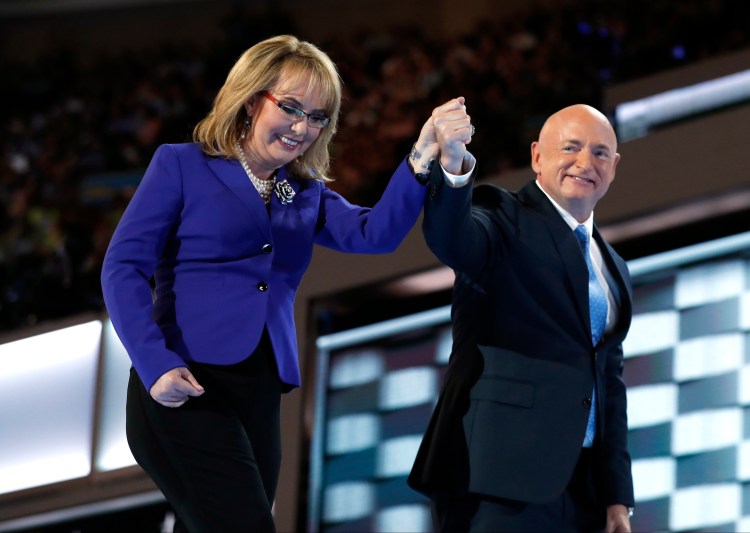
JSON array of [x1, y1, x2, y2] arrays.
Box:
[[518, 182, 592, 340], [206, 158, 315, 254], [207, 155, 271, 237]]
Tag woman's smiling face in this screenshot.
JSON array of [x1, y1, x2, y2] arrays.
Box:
[[243, 72, 328, 178]]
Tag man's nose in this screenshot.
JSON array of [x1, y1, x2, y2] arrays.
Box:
[[576, 149, 593, 168]]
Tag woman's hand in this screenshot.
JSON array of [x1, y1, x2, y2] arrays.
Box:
[[150, 367, 205, 408], [412, 113, 440, 166]]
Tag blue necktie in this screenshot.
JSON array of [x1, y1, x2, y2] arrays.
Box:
[[574, 225, 607, 448]]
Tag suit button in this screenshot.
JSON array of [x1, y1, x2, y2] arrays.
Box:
[[257, 282, 268, 292], [262, 243, 272, 254], [582, 398, 592, 408]]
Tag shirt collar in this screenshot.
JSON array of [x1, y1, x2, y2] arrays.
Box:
[[535, 180, 594, 234]]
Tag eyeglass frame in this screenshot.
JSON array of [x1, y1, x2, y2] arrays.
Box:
[[261, 91, 331, 128]]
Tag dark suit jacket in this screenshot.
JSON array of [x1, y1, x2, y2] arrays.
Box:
[[408, 170, 634, 509], [101, 143, 426, 392]]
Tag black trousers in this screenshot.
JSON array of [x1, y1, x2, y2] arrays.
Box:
[[126, 331, 282, 533], [432, 448, 605, 533]]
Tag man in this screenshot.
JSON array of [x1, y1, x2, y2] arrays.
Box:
[[408, 103, 634, 532]]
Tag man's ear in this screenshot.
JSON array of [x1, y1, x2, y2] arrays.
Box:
[[530, 141, 541, 174], [611, 152, 621, 178]]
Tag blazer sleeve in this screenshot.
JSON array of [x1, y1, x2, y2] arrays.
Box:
[[422, 163, 499, 282], [313, 158, 427, 253], [100, 144, 187, 391]]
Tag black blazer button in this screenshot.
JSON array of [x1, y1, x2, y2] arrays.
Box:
[[582, 398, 592, 408], [262, 243, 272, 254], [257, 282, 268, 291]]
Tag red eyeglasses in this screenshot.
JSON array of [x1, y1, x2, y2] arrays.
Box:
[[261, 91, 331, 128]]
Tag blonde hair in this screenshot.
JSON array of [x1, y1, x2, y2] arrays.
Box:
[[193, 35, 342, 182]]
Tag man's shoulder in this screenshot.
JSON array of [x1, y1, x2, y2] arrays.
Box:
[[472, 181, 536, 210], [472, 183, 516, 205]]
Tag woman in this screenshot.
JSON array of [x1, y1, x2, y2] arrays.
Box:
[[101, 35, 470, 532]]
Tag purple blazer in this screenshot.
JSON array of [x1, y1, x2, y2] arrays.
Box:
[[101, 143, 426, 391]]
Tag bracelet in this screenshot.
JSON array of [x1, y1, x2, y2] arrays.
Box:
[[409, 143, 435, 184]]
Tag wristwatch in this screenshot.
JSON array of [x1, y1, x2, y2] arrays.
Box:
[[408, 143, 434, 184]]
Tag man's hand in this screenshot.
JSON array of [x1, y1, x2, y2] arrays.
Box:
[[432, 97, 473, 174], [150, 367, 205, 407], [606, 504, 632, 533]]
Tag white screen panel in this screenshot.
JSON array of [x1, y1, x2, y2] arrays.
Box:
[[0, 321, 101, 494]]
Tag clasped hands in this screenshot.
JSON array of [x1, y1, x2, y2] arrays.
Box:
[[412, 96, 475, 177]]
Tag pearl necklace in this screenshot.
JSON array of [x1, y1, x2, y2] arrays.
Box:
[[235, 141, 275, 204]]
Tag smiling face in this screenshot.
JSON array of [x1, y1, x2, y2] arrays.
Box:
[[242, 71, 328, 179], [531, 104, 620, 222]]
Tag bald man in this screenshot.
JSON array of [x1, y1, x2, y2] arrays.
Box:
[[408, 104, 634, 532]]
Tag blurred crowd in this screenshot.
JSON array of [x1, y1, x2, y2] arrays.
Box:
[[0, 0, 748, 332]]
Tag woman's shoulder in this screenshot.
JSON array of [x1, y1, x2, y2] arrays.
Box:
[[155, 142, 203, 156], [149, 143, 212, 166]]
